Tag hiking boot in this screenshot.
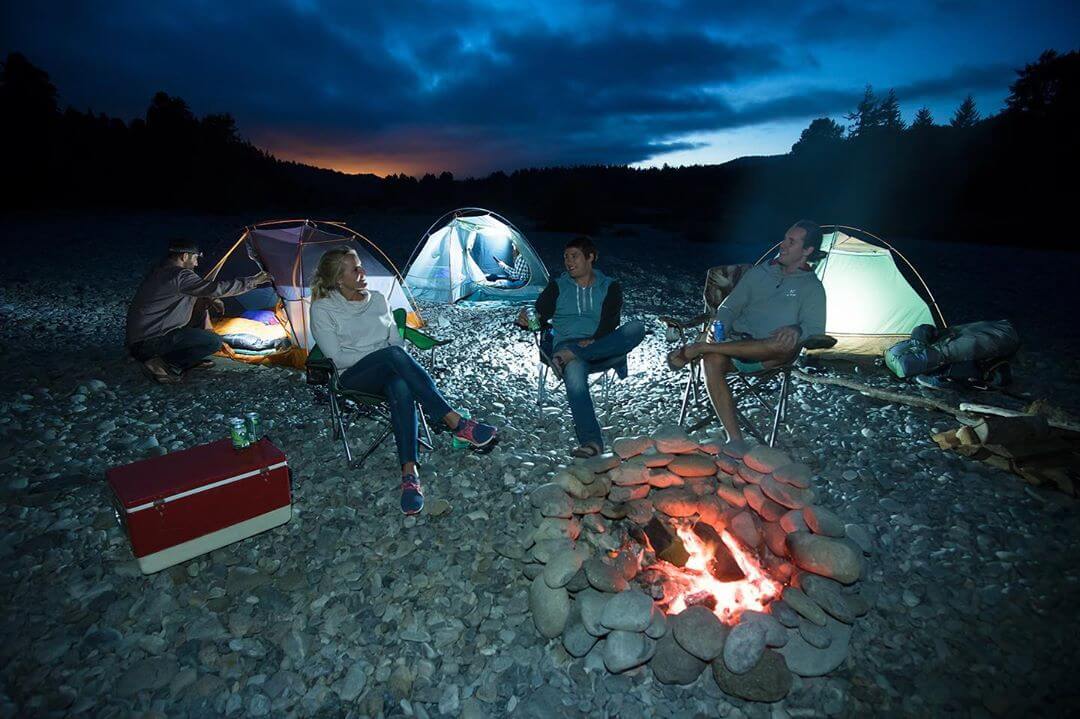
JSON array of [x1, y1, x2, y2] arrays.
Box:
[[453, 417, 497, 448], [400, 475, 424, 515], [141, 356, 181, 384]]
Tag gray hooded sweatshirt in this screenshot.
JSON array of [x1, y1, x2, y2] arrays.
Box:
[[713, 261, 826, 340]]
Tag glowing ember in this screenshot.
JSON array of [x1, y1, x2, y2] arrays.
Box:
[[652, 523, 782, 624]]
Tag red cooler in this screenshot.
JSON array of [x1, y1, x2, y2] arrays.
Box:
[[107, 438, 292, 574]]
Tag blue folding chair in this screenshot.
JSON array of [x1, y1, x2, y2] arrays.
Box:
[[535, 329, 628, 422]]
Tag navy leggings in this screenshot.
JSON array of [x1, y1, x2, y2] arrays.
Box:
[[338, 346, 454, 465]]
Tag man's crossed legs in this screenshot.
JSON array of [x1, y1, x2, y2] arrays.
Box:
[[668, 326, 800, 442]]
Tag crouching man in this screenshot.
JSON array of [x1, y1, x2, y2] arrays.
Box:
[[126, 239, 270, 383], [521, 236, 645, 458], [667, 221, 826, 441]]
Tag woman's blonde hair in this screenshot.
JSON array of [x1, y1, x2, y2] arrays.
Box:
[[311, 247, 359, 301]]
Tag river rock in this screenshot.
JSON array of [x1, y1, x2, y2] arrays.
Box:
[[530, 483, 569, 510], [772, 463, 812, 489], [571, 497, 605, 514], [577, 589, 612, 637], [646, 468, 684, 488], [555, 471, 590, 499], [531, 538, 574, 564], [744, 485, 787, 521], [712, 648, 792, 702], [743, 445, 790, 473], [723, 620, 767, 674], [770, 600, 800, 628], [534, 517, 581, 542], [780, 509, 809, 533], [610, 464, 649, 486], [739, 610, 789, 647], [736, 464, 767, 485], [803, 506, 845, 538], [602, 630, 654, 673], [562, 619, 599, 657], [612, 436, 654, 459], [777, 615, 851, 677], [716, 482, 746, 508], [584, 453, 622, 473], [668, 453, 719, 477], [642, 451, 676, 468], [651, 632, 707, 685], [782, 587, 828, 626], [600, 590, 655, 632], [529, 575, 571, 638], [654, 426, 698, 454], [798, 618, 832, 648], [762, 521, 789, 557], [798, 573, 858, 624], [729, 511, 761, 549], [761, 475, 813, 509], [584, 559, 629, 593], [786, 531, 863, 584], [716, 455, 740, 475], [608, 483, 650, 503], [645, 604, 668, 639], [652, 489, 699, 517], [721, 439, 750, 458], [671, 605, 729, 661], [544, 548, 587, 588]]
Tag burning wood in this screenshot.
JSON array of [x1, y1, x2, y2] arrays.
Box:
[[642, 516, 690, 567], [693, 523, 746, 582]]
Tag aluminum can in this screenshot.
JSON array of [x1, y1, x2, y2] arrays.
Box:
[[711, 320, 726, 343], [244, 411, 261, 443], [229, 418, 250, 449], [526, 308, 541, 332]]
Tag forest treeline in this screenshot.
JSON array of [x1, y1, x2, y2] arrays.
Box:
[[1, 50, 1077, 248]]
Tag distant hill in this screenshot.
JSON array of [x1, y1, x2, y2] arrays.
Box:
[[2, 49, 1077, 249]]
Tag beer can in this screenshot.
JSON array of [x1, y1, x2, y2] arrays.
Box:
[[711, 320, 726, 343], [244, 411, 261, 443], [229, 418, 250, 449], [527, 308, 541, 332]]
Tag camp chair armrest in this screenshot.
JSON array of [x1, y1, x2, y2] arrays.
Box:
[[659, 313, 711, 330], [801, 334, 837, 351]]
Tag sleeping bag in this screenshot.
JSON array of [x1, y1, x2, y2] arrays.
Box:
[[885, 320, 1019, 380], [211, 316, 292, 353]]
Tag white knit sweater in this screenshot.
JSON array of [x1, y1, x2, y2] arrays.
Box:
[[309, 290, 403, 371]]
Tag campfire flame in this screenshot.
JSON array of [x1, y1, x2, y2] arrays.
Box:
[[654, 524, 782, 624]]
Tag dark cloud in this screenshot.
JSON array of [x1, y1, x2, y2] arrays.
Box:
[[0, 0, 1055, 175]]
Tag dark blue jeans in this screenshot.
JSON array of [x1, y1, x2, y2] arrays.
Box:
[[129, 328, 222, 370], [338, 345, 454, 466], [555, 320, 646, 448]]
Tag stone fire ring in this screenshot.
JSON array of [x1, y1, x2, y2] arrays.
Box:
[[518, 426, 870, 703]]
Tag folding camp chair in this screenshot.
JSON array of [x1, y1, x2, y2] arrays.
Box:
[[534, 328, 628, 422], [306, 314, 448, 467], [662, 316, 835, 446]]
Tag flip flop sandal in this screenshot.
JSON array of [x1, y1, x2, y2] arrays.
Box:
[[667, 346, 691, 371], [571, 442, 602, 459]]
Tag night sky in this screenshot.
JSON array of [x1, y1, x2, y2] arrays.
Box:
[[2, 1, 1077, 177]]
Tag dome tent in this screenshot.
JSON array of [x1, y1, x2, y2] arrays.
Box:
[[206, 219, 417, 367], [758, 225, 945, 357], [403, 208, 549, 305]]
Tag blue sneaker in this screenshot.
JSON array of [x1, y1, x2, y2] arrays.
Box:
[[400, 475, 424, 515], [453, 417, 498, 448]]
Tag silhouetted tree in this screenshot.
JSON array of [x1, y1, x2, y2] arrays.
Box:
[[879, 89, 905, 131], [791, 117, 844, 154], [951, 94, 980, 128], [910, 106, 935, 128], [845, 84, 884, 137], [1005, 49, 1079, 121]]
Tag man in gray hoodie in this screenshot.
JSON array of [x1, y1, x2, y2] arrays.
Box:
[[126, 239, 269, 383], [524, 236, 645, 457], [668, 221, 826, 441]]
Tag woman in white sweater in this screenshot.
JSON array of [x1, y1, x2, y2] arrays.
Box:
[[309, 248, 498, 515]]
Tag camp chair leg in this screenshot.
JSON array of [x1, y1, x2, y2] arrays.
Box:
[[537, 362, 549, 410], [329, 391, 354, 463], [353, 423, 394, 469], [678, 365, 696, 427], [418, 403, 434, 451]]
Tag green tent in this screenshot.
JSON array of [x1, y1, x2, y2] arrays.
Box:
[[761, 226, 946, 356]]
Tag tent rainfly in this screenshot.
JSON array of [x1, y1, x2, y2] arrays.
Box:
[[760, 225, 945, 357], [206, 219, 417, 367], [403, 208, 549, 305]]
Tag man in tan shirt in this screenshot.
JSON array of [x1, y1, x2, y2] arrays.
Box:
[[126, 239, 269, 383]]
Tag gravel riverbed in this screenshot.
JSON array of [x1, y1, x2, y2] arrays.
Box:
[[1, 211, 1078, 718]]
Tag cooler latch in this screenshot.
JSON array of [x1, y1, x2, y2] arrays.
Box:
[[260, 466, 270, 482]]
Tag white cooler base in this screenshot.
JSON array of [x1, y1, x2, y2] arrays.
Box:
[[136, 504, 292, 574]]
